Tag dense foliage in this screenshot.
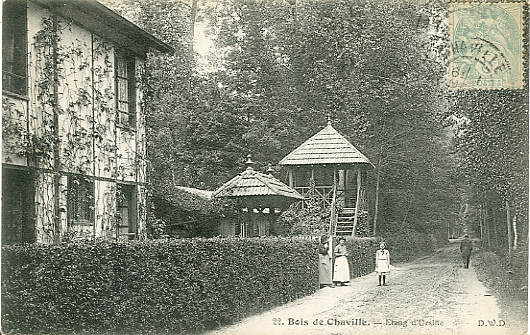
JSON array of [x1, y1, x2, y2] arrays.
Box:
[[474, 242, 528, 334], [2, 238, 318, 334], [101, 0, 526, 257], [277, 197, 330, 236], [148, 185, 228, 238], [379, 224, 437, 262], [201, 0, 458, 239], [451, 89, 529, 254], [100, 0, 460, 240]]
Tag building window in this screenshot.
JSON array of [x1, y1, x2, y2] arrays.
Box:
[[116, 184, 137, 240], [2, 168, 35, 245], [115, 52, 136, 128], [2, 0, 27, 96], [67, 176, 94, 225]]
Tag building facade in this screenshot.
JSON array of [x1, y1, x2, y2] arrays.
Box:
[[2, 0, 173, 244]]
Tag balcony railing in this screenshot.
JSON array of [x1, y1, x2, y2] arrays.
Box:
[[295, 186, 335, 209]]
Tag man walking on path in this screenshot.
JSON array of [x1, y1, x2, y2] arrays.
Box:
[[460, 234, 473, 268]]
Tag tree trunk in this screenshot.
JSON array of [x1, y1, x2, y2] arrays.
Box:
[[512, 213, 518, 251], [479, 205, 484, 247], [373, 124, 385, 236], [485, 205, 491, 249], [492, 207, 498, 249], [505, 200, 512, 256], [188, 0, 198, 87], [189, 0, 198, 52], [373, 165, 381, 236]]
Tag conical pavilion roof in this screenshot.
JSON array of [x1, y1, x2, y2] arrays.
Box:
[[279, 122, 374, 167], [213, 166, 304, 200]]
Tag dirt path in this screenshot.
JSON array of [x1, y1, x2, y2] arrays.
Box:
[[204, 245, 522, 335]]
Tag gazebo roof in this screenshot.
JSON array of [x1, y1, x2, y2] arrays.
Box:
[[279, 122, 374, 167], [213, 162, 303, 200]]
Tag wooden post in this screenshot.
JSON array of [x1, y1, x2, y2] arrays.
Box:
[[329, 237, 334, 282], [309, 167, 315, 208], [244, 208, 251, 238], [288, 169, 294, 188], [329, 168, 337, 236], [352, 168, 361, 237]]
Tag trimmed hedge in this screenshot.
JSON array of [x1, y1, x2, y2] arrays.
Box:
[[2, 238, 318, 334]]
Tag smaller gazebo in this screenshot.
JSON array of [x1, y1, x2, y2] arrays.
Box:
[[213, 155, 304, 237]]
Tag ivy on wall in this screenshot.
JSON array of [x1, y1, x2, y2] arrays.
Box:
[[2, 15, 149, 243]]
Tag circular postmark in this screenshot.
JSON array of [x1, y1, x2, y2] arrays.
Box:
[[449, 3, 523, 89]]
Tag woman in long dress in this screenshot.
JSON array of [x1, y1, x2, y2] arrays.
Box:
[[318, 236, 333, 288], [375, 242, 390, 286], [333, 237, 350, 286]]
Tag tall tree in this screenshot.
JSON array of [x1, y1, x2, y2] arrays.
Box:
[[105, 0, 462, 240], [204, 0, 459, 237], [451, 89, 529, 254]]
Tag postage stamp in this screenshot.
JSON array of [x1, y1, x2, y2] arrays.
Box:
[[448, 2, 525, 89]]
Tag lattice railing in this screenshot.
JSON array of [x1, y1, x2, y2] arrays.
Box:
[[295, 186, 339, 209]]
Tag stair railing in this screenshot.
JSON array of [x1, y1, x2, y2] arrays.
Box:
[[329, 183, 337, 236]]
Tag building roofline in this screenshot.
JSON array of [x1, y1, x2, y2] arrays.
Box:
[[32, 0, 175, 55], [212, 166, 304, 200], [279, 124, 374, 168]]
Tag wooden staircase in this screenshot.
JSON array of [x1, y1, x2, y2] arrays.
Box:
[[335, 208, 356, 236], [330, 188, 368, 236]]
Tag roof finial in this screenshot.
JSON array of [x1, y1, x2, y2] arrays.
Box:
[[245, 154, 254, 170], [267, 163, 274, 176], [326, 114, 331, 125]]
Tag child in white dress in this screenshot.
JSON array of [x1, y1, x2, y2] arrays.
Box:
[[375, 242, 390, 286]]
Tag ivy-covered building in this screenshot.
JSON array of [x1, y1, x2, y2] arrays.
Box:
[[2, 0, 173, 244]]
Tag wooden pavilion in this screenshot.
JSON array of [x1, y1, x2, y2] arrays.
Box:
[[279, 120, 374, 236], [213, 155, 304, 237]]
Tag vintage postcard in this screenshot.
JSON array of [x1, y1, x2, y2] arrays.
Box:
[[1, 0, 528, 334]]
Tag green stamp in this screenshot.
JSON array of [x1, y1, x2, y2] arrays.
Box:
[[449, 2, 524, 89]]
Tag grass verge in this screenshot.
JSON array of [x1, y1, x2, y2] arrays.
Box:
[[473, 245, 528, 334]]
